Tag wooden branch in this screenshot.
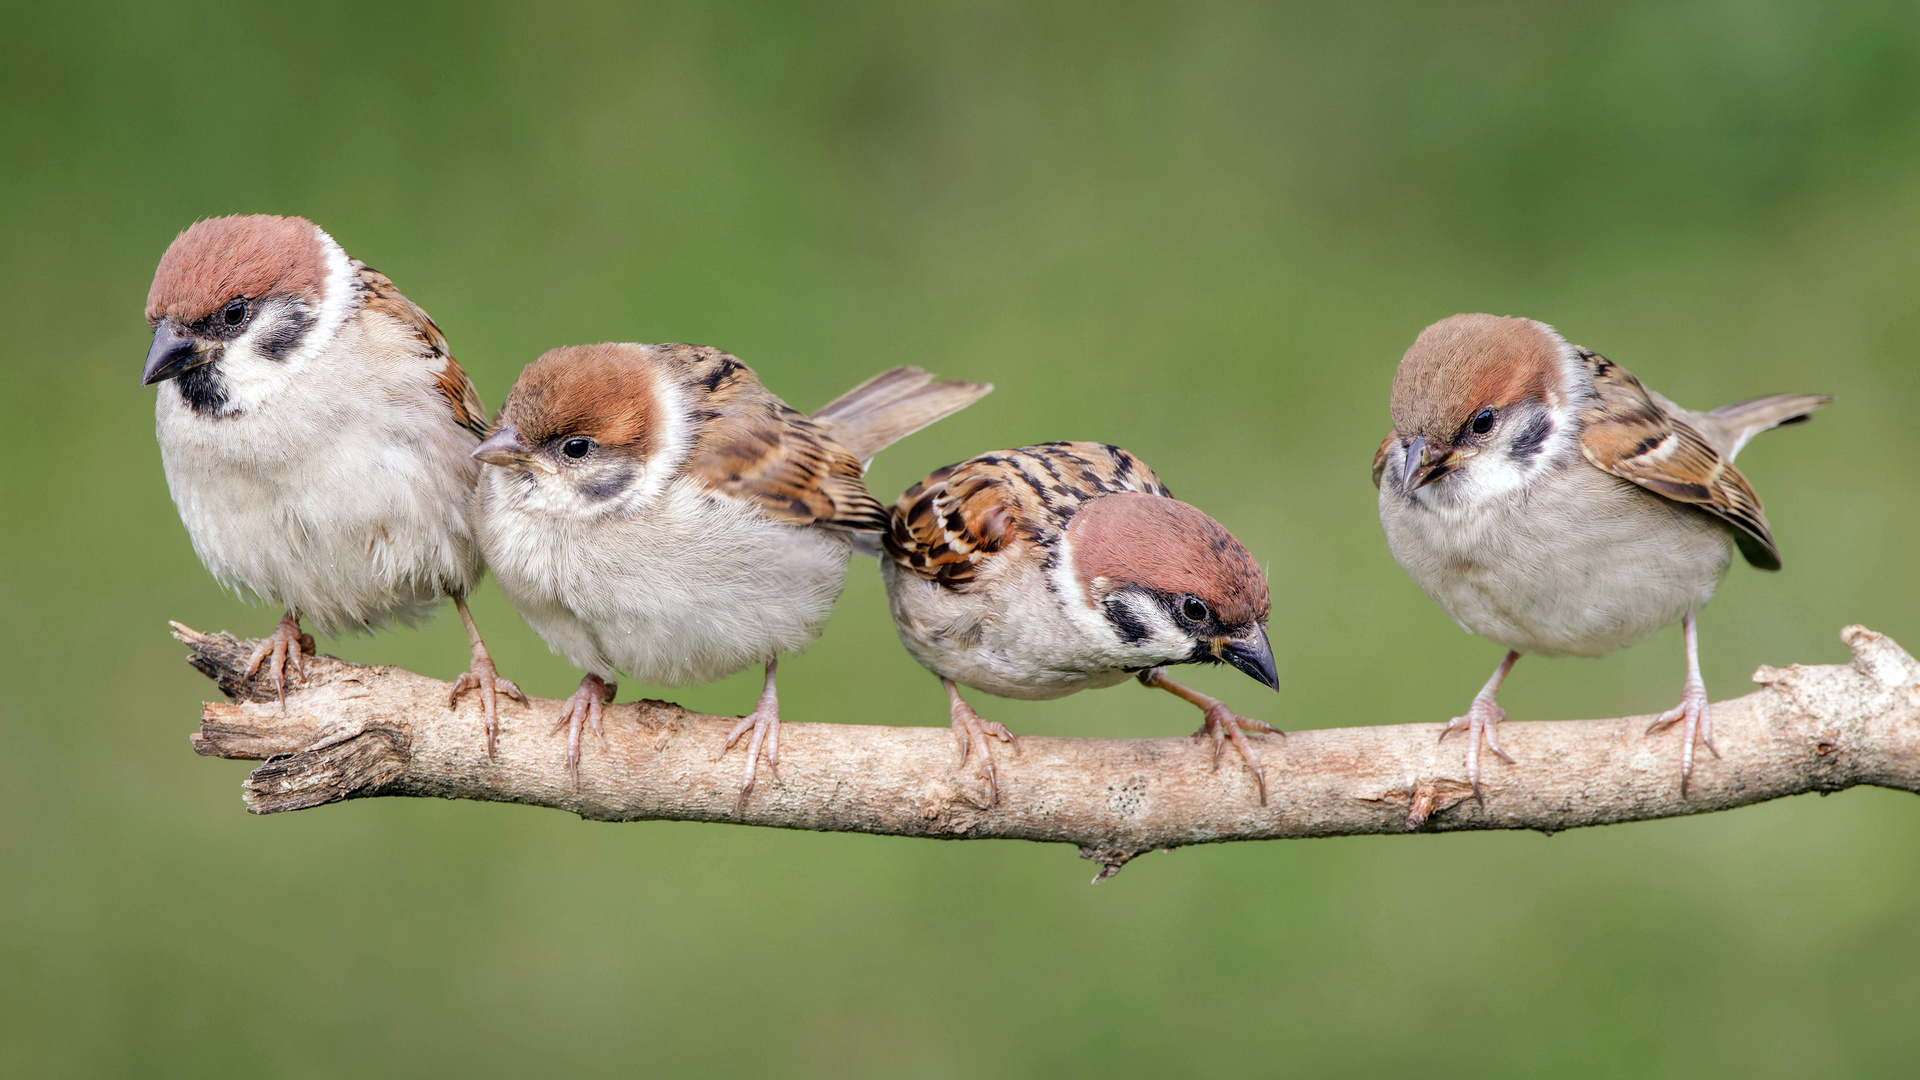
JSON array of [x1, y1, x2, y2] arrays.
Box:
[[180, 622, 1920, 880]]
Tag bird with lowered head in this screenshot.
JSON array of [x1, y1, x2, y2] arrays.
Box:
[[881, 441, 1282, 805]]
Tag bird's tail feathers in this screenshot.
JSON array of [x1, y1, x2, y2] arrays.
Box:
[[811, 366, 993, 463], [1703, 393, 1832, 459]]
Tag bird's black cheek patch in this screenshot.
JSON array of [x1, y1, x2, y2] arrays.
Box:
[[254, 308, 316, 361], [1103, 597, 1151, 646], [578, 463, 635, 502], [1511, 411, 1553, 459], [176, 355, 229, 415]]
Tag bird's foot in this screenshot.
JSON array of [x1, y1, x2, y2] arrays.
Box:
[[1647, 678, 1716, 794], [551, 675, 615, 780], [950, 699, 1014, 807], [1439, 691, 1514, 802], [450, 654, 526, 759], [720, 698, 781, 810], [243, 611, 315, 713], [1192, 702, 1281, 806]]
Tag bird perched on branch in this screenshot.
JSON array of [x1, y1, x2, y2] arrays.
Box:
[[880, 442, 1281, 805], [141, 214, 522, 746], [473, 343, 990, 797], [1374, 313, 1828, 794]]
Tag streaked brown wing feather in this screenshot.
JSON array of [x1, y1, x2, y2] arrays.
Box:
[[884, 442, 1170, 589], [1576, 349, 1780, 570], [357, 264, 488, 437], [674, 346, 887, 531]]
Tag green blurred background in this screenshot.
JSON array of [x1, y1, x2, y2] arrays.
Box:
[[5, 1, 1919, 1075]]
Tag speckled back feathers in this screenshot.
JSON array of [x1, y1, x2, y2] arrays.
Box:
[[884, 441, 1172, 589]]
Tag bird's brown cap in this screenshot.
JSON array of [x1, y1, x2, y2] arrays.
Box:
[[146, 214, 329, 326], [1067, 492, 1269, 628], [1390, 313, 1568, 442], [499, 343, 666, 455]]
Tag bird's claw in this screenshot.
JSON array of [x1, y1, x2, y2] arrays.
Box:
[[450, 657, 526, 759], [1647, 679, 1715, 794], [244, 612, 314, 713], [551, 676, 614, 780], [1191, 703, 1279, 806], [1440, 692, 1513, 802], [721, 704, 782, 810], [951, 703, 1014, 807]]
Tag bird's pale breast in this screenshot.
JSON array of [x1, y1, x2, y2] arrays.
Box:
[[1379, 461, 1733, 657], [481, 476, 853, 686], [155, 323, 483, 634]]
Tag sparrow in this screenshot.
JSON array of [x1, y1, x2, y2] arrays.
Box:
[[880, 441, 1282, 805], [1373, 313, 1829, 794], [142, 214, 523, 747], [472, 343, 990, 797]]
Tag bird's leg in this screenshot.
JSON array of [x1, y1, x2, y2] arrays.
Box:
[[721, 658, 782, 809], [551, 673, 615, 780], [1439, 649, 1520, 801], [447, 595, 526, 758], [1646, 612, 1716, 794], [1139, 667, 1281, 806], [944, 678, 1014, 806], [243, 608, 315, 713]]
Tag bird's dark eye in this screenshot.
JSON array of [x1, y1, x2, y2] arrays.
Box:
[[221, 299, 248, 327], [1470, 408, 1497, 436], [1182, 596, 1209, 622], [562, 438, 593, 459]]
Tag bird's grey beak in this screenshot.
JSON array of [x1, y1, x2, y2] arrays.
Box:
[[1216, 628, 1279, 692], [1398, 437, 1426, 491], [1400, 436, 1455, 492], [141, 320, 209, 385], [472, 424, 547, 471]]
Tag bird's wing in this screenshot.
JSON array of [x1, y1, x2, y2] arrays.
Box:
[[356, 264, 488, 438], [1574, 348, 1781, 570], [670, 345, 888, 531], [884, 441, 1170, 590], [1370, 431, 1396, 488]]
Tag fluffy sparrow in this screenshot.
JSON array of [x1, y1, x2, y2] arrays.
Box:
[[880, 441, 1281, 804], [473, 343, 990, 797], [142, 214, 523, 746], [1374, 313, 1828, 793]]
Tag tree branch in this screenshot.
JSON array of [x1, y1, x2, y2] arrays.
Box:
[[179, 622, 1920, 880]]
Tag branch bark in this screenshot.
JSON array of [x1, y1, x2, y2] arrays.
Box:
[[180, 622, 1920, 880]]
